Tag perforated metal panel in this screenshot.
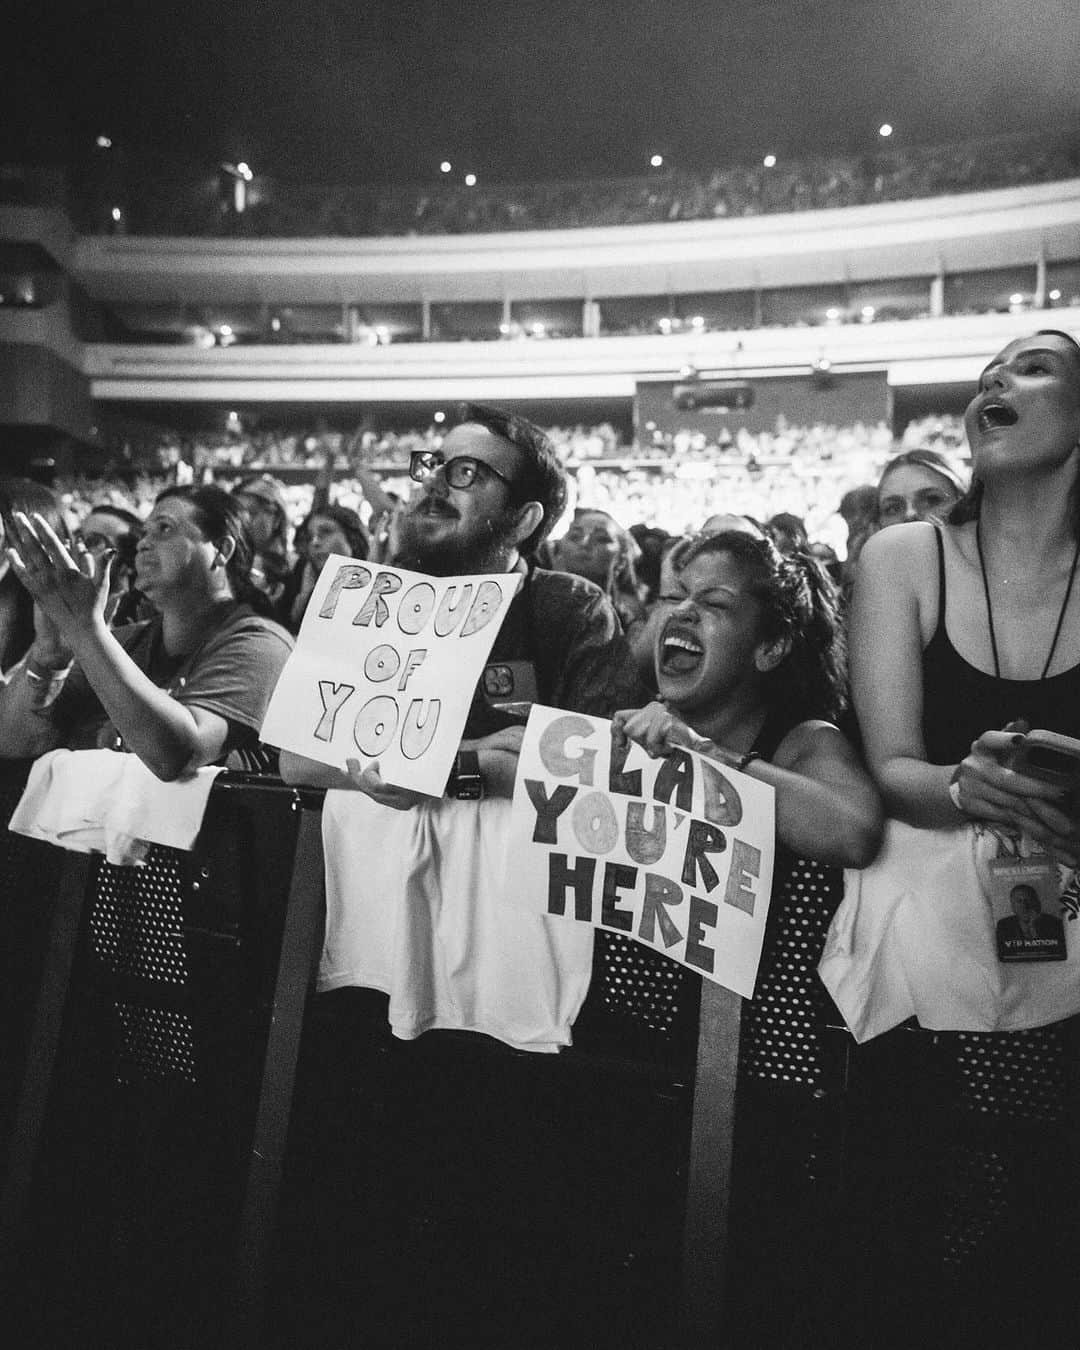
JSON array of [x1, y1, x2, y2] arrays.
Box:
[[90, 848, 188, 986], [88, 845, 195, 1082], [740, 858, 844, 1089], [951, 1024, 1069, 1122], [589, 929, 693, 1035], [114, 1001, 197, 1084]]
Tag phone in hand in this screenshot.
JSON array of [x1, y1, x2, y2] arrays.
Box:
[[1009, 729, 1080, 795]]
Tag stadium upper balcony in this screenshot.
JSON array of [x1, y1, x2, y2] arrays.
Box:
[[38, 130, 1080, 239]]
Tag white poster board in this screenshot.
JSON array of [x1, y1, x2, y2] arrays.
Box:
[[261, 556, 521, 795], [506, 706, 776, 997]]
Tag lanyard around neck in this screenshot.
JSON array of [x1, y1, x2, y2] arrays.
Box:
[[975, 519, 1080, 680]]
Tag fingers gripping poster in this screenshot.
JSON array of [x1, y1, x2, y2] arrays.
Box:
[[261, 556, 521, 795], [507, 706, 776, 997]]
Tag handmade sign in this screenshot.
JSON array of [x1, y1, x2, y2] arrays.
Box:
[[261, 556, 521, 794], [507, 706, 776, 997]]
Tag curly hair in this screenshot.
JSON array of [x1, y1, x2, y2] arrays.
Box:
[[669, 529, 848, 724]]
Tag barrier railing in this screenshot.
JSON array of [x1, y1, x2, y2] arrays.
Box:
[[0, 771, 792, 1348]]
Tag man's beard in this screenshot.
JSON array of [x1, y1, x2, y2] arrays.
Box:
[[392, 504, 520, 576]]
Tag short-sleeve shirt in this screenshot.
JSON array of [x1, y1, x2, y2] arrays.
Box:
[[53, 601, 294, 767]]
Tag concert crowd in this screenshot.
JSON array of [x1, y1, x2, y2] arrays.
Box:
[[3, 334, 1080, 1349]]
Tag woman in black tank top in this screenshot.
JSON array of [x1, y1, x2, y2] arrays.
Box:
[[849, 331, 1080, 1347], [852, 329, 1080, 863]]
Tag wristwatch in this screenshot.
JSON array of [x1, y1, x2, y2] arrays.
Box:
[[446, 749, 483, 800]]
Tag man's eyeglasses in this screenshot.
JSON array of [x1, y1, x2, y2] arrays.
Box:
[[409, 451, 513, 492]]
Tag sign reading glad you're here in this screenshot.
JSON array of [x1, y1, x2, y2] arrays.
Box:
[[507, 706, 776, 998], [261, 556, 521, 796]]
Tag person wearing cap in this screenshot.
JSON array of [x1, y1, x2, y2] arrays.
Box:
[[231, 473, 293, 604]]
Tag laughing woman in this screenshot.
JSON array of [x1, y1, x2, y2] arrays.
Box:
[[611, 529, 881, 1345], [613, 530, 880, 868]]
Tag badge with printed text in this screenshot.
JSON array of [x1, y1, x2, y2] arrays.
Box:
[[988, 854, 1067, 963]]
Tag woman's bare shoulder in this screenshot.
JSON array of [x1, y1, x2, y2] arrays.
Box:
[[858, 520, 940, 573]]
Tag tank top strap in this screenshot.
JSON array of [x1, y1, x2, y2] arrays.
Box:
[[933, 524, 946, 630]]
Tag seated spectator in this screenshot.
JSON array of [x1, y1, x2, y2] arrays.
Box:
[[231, 473, 294, 604], [766, 511, 809, 556], [0, 485, 293, 778], [0, 479, 72, 674], [277, 503, 369, 633], [75, 502, 144, 625], [627, 523, 672, 604], [546, 507, 648, 633], [700, 512, 767, 538], [875, 448, 967, 530]]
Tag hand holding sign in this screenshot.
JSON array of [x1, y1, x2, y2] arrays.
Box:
[[507, 705, 776, 997], [261, 556, 521, 796]]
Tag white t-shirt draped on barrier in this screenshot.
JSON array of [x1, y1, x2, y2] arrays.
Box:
[[818, 819, 1080, 1042], [319, 790, 595, 1053]]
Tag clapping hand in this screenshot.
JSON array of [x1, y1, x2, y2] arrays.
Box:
[[6, 512, 113, 644]]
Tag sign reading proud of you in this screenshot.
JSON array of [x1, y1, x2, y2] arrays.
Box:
[[507, 706, 776, 997], [261, 556, 520, 795]]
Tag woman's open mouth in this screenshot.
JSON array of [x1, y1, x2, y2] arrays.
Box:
[[659, 628, 703, 675], [977, 401, 1019, 433]]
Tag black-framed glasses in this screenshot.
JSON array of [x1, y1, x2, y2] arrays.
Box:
[[409, 450, 513, 492]]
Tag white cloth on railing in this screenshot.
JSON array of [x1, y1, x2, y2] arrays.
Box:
[[9, 747, 222, 866], [818, 819, 1080, 1042], [319, 790, 595, 1053]]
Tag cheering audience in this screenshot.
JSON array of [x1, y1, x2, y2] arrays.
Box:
[[0, 485, 293, 777]]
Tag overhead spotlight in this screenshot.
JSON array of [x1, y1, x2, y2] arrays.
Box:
[[236, 161, 253, 181], [658, 317, 673, 334], [762, 153, 777, 168], [860, 305, 876, 322], [440, 161, 452, 173], [1049, 288, 1062, 302], [825, 306, 841, 322], [650, 154, 664, 168], [878, 123, 893, 138], [464, 172, 477, 186], [690, 315, 705, 330], [433, 410, 446, 423], [96, 134, 112, 149], [110, 206, 122, 221]]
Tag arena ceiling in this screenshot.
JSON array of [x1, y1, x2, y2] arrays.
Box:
[[4, 0, 1079, 187]]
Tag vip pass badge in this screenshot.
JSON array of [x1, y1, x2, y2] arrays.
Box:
[[987, 852, 1068, 964]]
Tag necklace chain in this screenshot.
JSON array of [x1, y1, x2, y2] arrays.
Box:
[[975, 520, 1080, 680]]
